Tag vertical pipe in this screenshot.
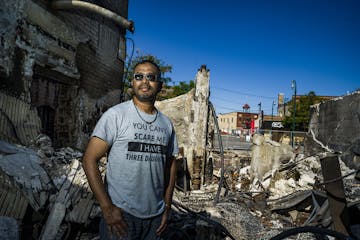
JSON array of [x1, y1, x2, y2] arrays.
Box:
[[183, 156, 187, 195], [210, 102, 225, 203], [202, 103, 210, 185]]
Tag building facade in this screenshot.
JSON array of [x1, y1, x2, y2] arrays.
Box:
[[0, 0, 132, 149], [218, 111, 259, 135]]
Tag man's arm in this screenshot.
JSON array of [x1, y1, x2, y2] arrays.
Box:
[[164, 156, 177, 209], [156, 155, 177, 235], [82, 137, 127, 237]]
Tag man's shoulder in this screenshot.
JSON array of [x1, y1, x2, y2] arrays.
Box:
[[107, 100, 132, 113]]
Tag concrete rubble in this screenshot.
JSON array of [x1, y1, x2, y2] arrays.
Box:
[[1, 128, 359, 239]]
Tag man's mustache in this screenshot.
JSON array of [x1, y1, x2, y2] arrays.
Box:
[[137, 83, 153, 89]]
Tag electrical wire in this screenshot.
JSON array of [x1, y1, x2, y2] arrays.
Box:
[[120, 37, 135, 101], [124, 37, 135, 82], [210, 102, 228, 204], [212, 96, 253, 105], [172, 200, 236, 240], [211, 86, 274, 99]]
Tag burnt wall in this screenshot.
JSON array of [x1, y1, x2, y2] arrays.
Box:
[[309, 90, 360, 168], [57, 0, 127, 98], [0, 0, 129, 149], [155, 66, 213, 189]]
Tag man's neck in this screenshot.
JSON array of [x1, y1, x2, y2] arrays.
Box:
[[133, 97, 156, 114]]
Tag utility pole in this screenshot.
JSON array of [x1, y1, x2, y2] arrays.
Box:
[[270, 100, 276, 138], [271, 100, 275, 121], [291, 80, 297, 147]]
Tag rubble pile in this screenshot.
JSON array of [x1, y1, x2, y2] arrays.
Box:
[[169, 189, 266, 240], [0, 137, 104, 239], [246, 153, 355, 200], [207, 135, 360, 239], [1, 131, 359, 239]]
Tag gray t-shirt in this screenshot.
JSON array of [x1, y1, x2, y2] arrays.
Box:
[[91, 100, 179, 218]]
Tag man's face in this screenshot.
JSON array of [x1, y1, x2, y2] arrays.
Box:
[[132, 63, 162, 102]]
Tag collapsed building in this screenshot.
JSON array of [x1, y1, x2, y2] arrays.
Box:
[[1, 1, 360, 239], [2, 60, 359, 239], [0, 0, 133, 150]]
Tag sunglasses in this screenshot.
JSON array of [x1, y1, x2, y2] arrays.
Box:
[[133, 73, 160, 82]]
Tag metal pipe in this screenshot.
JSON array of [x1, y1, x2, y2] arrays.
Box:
[[210, 102, 226, 203], [51, 1, 135, 33]]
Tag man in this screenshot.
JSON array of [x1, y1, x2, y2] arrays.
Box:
[[83, 60, 179, 239]]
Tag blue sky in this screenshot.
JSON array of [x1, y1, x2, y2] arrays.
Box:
[[127, 0, 360, 114]]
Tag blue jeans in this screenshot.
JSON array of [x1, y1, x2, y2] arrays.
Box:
[[99, 211, 163, 240]]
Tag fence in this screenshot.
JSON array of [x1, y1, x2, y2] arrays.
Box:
[[258, 129, 308, 147], [213, 129, 308, 150]]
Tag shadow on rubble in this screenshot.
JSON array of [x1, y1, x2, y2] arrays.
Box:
[[0, 139, 102, 239], [12, 201, 232, 240], [2, 135, 360, 239], [0, 138, 233, 240], [268, 190, 360, 239], [161, 201, 235, 240]]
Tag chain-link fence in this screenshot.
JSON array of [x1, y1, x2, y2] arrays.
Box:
[[213, 129, 308, 150], [258, 129, 308, 147]]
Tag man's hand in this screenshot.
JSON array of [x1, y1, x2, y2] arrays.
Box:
[[156, 208, 170, 236], [102, 204, 128, 238]]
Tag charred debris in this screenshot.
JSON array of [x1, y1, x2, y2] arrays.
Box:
[[1, 95, 360, 239]]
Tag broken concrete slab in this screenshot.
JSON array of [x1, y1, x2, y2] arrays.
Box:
[[0, 216, 19, 240], [251, 134, 295, 181]]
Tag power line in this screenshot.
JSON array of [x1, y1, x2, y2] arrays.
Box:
[[211, 96, 251, 106], [212, 103, 242, 112], [211, 96, 276, 112], [211, 86, 274, 99]]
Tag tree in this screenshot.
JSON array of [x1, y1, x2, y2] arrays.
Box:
[[282, 91, 322, 131], [160, 80, 195, 100]]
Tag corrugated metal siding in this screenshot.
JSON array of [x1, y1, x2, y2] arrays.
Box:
[[0, 171, 28, 221], [0, 91, 41, 145]]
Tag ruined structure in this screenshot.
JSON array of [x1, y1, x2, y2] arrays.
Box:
[[0, 0, 132, 150], [251, 134, 294, 180], [156, 65, 213, 189], [1, 2, 359, 237], [308, 90, 360, 169]]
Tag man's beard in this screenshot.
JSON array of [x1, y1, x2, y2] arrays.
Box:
[[134, 85, 157, 102]]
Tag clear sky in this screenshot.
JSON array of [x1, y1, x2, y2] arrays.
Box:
[[126, 0, 360, 115]]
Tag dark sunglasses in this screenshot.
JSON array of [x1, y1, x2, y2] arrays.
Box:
[[133, 73, 159, 82]]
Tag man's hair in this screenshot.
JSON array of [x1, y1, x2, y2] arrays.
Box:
[[133, 59, 161, 81]]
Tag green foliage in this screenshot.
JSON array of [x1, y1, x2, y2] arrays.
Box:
[[160, 80, 195, 99], [282, 91, 322, 131]]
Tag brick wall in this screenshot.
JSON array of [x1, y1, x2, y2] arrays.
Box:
[[54, 2, 127, 99]]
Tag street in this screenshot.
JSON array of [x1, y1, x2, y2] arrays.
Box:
[[213, 134, 252, 151]]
